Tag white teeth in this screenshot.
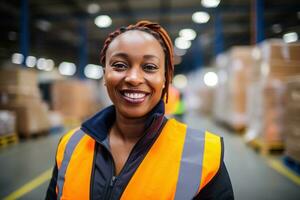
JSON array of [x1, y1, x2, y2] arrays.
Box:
[[124, 92, 146, 99]]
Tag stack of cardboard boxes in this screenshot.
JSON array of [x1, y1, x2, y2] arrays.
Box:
[[0, 66, 50, 137], [284, 77, 300, 162], [245, 39, 300, 144], [51, 80, 98, 122], [214, 46, 253, 132]]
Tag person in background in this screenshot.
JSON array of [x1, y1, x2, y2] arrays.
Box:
[[46, 20, 234, 200]]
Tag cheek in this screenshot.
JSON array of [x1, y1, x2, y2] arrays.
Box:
[[146, 74, 165, 92]]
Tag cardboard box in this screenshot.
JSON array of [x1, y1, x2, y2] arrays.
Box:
[[260, 39, 300, 62], [0, 68, 37, 88], [52, 80, 96, 120], [0, 102, 50, 137]]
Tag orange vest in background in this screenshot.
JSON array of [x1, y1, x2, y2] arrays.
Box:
[[56, 119, 222, 200], [165, 85, 180, 115]]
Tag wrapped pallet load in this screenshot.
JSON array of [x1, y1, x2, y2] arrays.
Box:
[[245, 39, 300, 150], [283, 76, 300, 163], [51, 79, 99, 124], [0, 64, 50, 137], [214, 46, 254, 132]]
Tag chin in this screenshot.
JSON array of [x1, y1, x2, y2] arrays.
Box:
[[119, 106, 150, 119]]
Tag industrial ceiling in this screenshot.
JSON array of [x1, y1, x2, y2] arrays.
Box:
[[0, 0, 299, 74]]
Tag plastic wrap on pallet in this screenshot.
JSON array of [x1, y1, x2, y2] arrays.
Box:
[[0, 66, 51, 137], [0, 110, 16, 136], [214, 47, 253, 131], [185, 69, 216, 116], [213, 53, 230, 122], [260, 39, 300, 62], [245, 39, 300, 144], [283, 76, 300, 163]]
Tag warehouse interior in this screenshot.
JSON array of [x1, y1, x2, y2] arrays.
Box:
[[0, 0, 300, 199]]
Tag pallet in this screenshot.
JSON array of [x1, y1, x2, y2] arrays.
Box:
[[248, 139, 284, 155], [19, 130, 49, 139], [216, 119, 246, 134], [283, 156, 300, 176], [0, 133, 19, 148]]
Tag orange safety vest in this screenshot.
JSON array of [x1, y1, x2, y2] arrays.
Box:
[[56, 119, 222, 200]]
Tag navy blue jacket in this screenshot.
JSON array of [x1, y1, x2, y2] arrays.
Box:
[[46, 101, 234, 199]]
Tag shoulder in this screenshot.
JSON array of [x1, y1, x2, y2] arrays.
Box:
[[56, 128, 81, 164]]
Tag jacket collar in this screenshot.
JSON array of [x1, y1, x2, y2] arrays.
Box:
[[81, 100, 166, 144]]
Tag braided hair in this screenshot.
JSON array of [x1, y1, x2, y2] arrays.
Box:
[[100, 20, 174, 103]]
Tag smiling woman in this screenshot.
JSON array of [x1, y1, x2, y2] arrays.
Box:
[[46, 21, 233, 200], [104, 30, 166, 118]]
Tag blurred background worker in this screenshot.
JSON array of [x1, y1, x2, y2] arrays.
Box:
[[0, 0, 300, 200]]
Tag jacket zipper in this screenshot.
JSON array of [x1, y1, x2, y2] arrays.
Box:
[[106, 175, 117, 199], [89, 115, 164, 199], [107, 116, 164, 199]]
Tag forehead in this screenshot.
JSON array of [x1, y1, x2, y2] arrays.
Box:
[[106, 30, 165, 59]]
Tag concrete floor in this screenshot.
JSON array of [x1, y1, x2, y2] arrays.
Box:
[[0, 112, 299, 200]]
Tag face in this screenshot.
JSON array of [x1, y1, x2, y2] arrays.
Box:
[[104, 30, 166, 118]]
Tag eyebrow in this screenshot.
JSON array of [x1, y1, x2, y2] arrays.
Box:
[[110, 52, 160, 61]]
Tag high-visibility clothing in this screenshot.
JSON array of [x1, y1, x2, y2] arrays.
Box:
[[56, 119, 222, 200]]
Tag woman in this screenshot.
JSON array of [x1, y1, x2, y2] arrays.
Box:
[[46, 21, 233, 200]]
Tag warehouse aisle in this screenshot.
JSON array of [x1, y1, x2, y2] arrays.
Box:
[[184, 111, 300, 200], [0, 113, 300, 200]]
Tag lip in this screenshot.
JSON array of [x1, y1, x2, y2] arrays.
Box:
[[119, 89, 150, 104]]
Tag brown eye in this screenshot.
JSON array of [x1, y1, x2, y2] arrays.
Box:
[[143, 64, 158, 72], [112, 62, 127, 70]]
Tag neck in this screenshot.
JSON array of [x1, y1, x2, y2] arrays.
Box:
[[111, 111, 148, 143]]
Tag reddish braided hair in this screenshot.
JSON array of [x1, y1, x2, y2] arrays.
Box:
[[100, 20, 174, 103]]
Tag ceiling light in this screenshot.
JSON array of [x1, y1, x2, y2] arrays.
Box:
[[174, 47, 187, 56], [173, 74, 188, 90], [25, 56, 37, 68], [11, 53, 24, 64], [271, 24, 282, 34], [36, 20, 51, 31], [44, 59, 55, 71], [84, 64, 103, 79], [283, 32, 298, 43], [87, 3, 100, 14], [37, 58, 47, 70], [95, 15, 112, 28], [204, 72, 218, 87], [192, 12, 210, 24], [175, 37, 191, 50], [179, 29, 197, 40], [201, 0, 220, 8], [58, 62, 76, 76]]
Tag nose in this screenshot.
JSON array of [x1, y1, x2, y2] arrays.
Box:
[[124, 66, 144, 86]]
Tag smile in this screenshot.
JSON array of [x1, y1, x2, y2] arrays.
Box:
[[124, 92, 146, 99], [120, 90, 149, 104]]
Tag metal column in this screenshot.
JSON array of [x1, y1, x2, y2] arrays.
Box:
[[78, 18, 88, 79], [191, 40, 203, 70], [20, 0, 29, 66], [214, 11, 224, 56], [255, 0, 264, 43]]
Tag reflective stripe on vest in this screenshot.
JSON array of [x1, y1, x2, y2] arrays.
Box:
[[56, 119, 222, 200], [57, 129, 85, 200], [56, 128, 95, 200], [174, 128, 205, 200]]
